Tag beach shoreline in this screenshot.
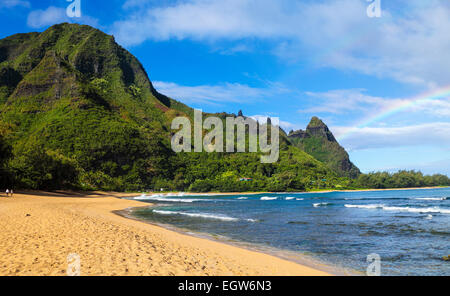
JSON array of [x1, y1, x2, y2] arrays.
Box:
[[140, 186, 449, 196], [128, 186, 449, 276], [117, 206, 356, 276], [2, 186, 447, 276], [0, 191, 331, 276]]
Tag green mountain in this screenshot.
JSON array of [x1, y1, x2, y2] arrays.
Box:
[[288, 117, 361, 178], [0, 23, 355, 192]]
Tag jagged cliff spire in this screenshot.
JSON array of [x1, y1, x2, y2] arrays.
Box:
[[288, 117, 360, 178], [306, 117, 337, 142]]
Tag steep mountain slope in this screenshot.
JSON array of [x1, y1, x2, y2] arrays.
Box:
[[0, 23, 180, 190], [0, 23, 349, 191], [288, 117, 360, 178]]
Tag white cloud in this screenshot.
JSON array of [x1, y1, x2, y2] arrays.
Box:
[[112, 0, 450, 87], [410, 99, 450, 117], [0, 0, 30, 8], [332, 122, 450, 151], [153, 81, 299, 130], [302, 88, 450, 119], [152, 80, 290, 106], [27, 6, 67, 28], [301, 89, 391, 115], [27, 6, 99, 29]]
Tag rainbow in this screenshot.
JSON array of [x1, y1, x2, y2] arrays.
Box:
[[336, 85, 450, 141]]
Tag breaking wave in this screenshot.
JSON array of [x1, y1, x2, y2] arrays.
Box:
[[152, 210, 256, 222], [345, 204, 450, 214], [134, 194, 209, 203], [260, 196, 278, 201], [414, 197, 447, 201], [313, 202, 330, 207]]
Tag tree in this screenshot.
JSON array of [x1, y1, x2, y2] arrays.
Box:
[[0, 132, 12, 185], [0, 134, 11, 167], [353, 170, 450, 189], [9, 142, 79, 190], [238, 110, 243, 117]]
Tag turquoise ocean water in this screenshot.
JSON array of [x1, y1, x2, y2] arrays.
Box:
[[129, 188, 450, 275]]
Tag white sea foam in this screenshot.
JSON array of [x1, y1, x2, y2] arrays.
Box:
[[237, 197, 248, 200], [134, 194, 206, 203], [425, 215, 433, 220], [296, 198, 304, 201], [383, 206, 450, 214], [152, 210, 256, 222], [345, 204, 450, 214], [260, 196, 278, 201], [345, 204, 383, 209], [246, 218, 259, 222], [313, 202, 329, 207], [285, 197, 295, 200], [165, 192, 186, 197], [414, 197, 447, 201]]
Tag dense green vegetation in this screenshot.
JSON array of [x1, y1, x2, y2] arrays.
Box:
[[352, 171, 450, 189], [0, 23, 341, 192], [0, 129, 12, 185], [0, 23, 176, 191], [159, 146, 345, 192], [0, 23, 448, 192]]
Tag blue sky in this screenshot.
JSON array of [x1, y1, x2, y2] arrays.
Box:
[[1, 0, 449, 175]]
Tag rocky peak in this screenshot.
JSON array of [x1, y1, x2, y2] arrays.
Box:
[[306, 116, 337, 142], [287, 116, 360, 178], [288, 129, 308, 139], [289, 117, 337, 142]]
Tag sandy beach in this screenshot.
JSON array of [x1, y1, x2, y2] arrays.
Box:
[[0, 191, 330, 276]]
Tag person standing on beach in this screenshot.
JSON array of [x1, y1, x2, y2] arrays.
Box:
[[10, 189, 13, 197], [5, 189, 9, 197]]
